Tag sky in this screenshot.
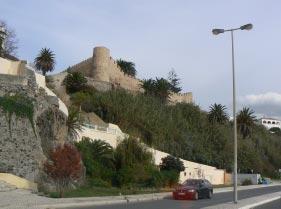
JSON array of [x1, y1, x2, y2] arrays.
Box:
[[1, 0, 281, 118]]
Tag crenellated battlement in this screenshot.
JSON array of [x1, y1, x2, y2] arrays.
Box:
[[68, 57, 93, 77], [169, 92, 193, 104]]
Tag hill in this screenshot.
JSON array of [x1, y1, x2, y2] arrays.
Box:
[[72, 89, 281, 177]]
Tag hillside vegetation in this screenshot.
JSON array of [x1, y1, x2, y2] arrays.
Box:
[[71, 89, 281, 178]]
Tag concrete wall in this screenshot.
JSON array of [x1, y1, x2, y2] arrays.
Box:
[[31, 69, 68, 116], [0, 173, 37, 191], [76, 122, 226, 185], [149, 148, 225, 185], [0, 57, 25, 75], [237, 173, 261, 185], [76, 123, 128, 148], [223, 173, 261, 185], [224, 172, 232, 185]]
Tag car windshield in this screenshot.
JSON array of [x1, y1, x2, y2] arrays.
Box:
[[183, 180, 201, 186]]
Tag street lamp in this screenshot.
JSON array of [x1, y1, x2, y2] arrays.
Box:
[[0, 26, 7, 57], [212, 23, 253, 204]]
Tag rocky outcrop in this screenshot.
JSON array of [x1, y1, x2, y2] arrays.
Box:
[[0, 67, 69, 183]]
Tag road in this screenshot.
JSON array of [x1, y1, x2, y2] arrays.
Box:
[[65, 185, 281, 209], [254, 198, 281, 209]]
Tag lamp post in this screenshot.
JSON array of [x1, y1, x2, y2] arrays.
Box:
[[212, 23, 253, 204], [0, 26, 7, 57]]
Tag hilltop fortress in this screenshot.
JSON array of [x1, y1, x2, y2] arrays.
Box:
[[51, 47, 193, 104]]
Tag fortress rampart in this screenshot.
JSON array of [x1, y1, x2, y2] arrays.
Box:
[[68, 47, 142, 92], [66, 46, 192, 103], [169, 92, 193, 104]]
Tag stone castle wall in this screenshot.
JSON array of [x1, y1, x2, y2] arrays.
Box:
[[69, 57, 92, 77], [65, 46, 191, 103], [68, 47, 142, 92], [169, 92, 193, 104]]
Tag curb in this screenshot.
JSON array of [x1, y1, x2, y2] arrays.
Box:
[[239, 196, 281, 209], [40, 199, 127, 209], [40, 194, 170, 209]]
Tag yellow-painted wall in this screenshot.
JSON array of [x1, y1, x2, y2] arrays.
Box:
[[0, 57, 24, 75], [0, 173, 37, 191]]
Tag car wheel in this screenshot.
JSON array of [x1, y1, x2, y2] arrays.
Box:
[[208, 190, 213, 199], [194, 192, 199, 200]]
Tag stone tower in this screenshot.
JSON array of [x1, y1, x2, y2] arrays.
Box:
[[92, 47, 110, 82]]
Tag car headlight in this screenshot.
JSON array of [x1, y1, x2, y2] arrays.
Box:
[[187, 189, 195, 193]]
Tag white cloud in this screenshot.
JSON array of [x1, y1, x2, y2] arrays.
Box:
[[239, 92, 281, 119], [240, 92, 281, 105]]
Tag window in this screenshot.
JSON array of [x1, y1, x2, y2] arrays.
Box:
[[263, 121, 266, 124], [268, 121, 271, 124], [272, 121, 276, 124]]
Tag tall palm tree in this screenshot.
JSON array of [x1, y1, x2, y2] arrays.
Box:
[[116, 59, 137, 77], [208, 103, 229, 124], [66, 107, 83, 140], [237, 107, 256, 139], [34, 48, 55, 76]]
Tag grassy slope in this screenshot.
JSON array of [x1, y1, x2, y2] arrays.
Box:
[[75, 90, 281, 177]]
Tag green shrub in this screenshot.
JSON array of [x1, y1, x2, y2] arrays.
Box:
[[88, 178, 111, 188], [160, 155, 185, 173], [115, 166, 135, 188], [161, 170, 179, 188], [63, 71, 87, 94], [75, 137, 115, 183], [241, 179, 252, 186], [0, 94, 35, 136], [145, 168, 163, 188]]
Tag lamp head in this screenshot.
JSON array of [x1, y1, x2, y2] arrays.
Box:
[[212, 29, 225, 35], [240, 23, 253, 30]]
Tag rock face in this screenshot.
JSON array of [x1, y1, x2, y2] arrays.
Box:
[[0, 67, 68, 183]]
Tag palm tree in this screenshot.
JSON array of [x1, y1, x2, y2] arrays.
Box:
[[154, 78, 171, 102], [66, 107, 83, 140], [77, 137, 114, 167], [141, 78, 171, 102], [141, 78, 155, 95], [63, 71, 87, 94], [34, 48, 55, 76], [237, 107, 256, 139], [116, 59, 137, 77], [208, 103, 229, 124], [90, 139, 114, 164]]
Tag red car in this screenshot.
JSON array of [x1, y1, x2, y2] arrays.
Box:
[[173, 179, 213, 200]]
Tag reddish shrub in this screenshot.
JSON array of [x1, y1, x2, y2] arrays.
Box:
[[44, 143, 82, 197]]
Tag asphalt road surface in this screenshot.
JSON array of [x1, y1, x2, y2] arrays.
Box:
[[254, 198, 281, 209], [65, 185, 281, 209]]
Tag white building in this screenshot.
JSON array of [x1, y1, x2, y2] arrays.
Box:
[[259, 118, 281, 130]]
